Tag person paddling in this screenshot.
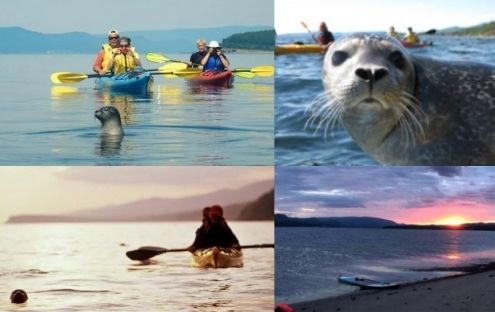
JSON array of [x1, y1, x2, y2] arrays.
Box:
[[388, 26, 401, 40], [92, 29, 120, 75], [107, 37, 142, 75], [187, 205, 240, 253], [403, 27, 420, 44], [200, 41, 230, 72], [312, 22, 335, 46], [189, 39, 207, 69]]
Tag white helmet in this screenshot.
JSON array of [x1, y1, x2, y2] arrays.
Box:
[[208, 40, 221, 48]]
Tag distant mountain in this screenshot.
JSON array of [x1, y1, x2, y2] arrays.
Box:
[[0, 26, 274, 54], [223, 30, 275, 50], [6, 181, 273, 223], [440, 20, 495, 36], [385, 223, 495, 231], [275, 214, 397, 228]]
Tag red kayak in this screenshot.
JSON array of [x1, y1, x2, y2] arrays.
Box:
[[401, 40, 433, 48], [187, 70, 234, 88]]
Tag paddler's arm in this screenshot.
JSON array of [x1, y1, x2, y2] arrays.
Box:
[[200, 48, 213, 66], [217, 51, 229, 68]]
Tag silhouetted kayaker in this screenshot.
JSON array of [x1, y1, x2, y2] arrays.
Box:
[[187, 205, 240, 252]]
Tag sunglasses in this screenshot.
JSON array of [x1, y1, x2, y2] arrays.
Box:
[[120, 45, 129, 48], [109, 36, 119, 40]]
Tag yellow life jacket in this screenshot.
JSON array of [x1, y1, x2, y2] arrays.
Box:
[[388, 31, 400, 40], [112, 48, 139, 74], [404, 33, 418, 44], [101, 43, 114, 72]]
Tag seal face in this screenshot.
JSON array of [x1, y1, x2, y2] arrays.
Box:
[[308, 33, 495, 165], [10, 289, 28, 304], [95, 106, 124, 136]]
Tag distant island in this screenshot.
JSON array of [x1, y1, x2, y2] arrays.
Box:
[[223, 30, 275, 50], [441, 20, 495, 37], [7, 181, 274, 223], [276, 214, 495, 231], [275, 214, 397, 228], [385, 223, 495, 231], [0, 26, 274, 54]]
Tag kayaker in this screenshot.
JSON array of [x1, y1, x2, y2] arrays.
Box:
[[312, 22, 334, 46], [388, 26, 401, 40], [200, 41, 229, 72], [187, 205, 240, 252], [189, 39, 207, 69], [107, 37, 142, 75], [201, 206, 211, 231], [92, 29, 121, 75], [403, 27, 419, 44]]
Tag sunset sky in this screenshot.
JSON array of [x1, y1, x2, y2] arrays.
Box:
[[275, 0, 495, 34], [276, 167, 495, 225], [0, 167, 273, 223]]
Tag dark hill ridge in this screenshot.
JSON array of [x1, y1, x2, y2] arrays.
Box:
[[0, 26, 274, 53], [275, 214, 397, 228], [385, 223, 495, 231], [7, 181, 273, 223]]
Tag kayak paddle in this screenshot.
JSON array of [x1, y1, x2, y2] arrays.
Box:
[[300, 21, 316, 41], [126, 243, 275, 261], [50, 63, 187, 84], [146, 52, 190, 65], [158, 66, 274, 79]]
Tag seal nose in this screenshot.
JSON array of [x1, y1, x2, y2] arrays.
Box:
[[355, 68, 388, 82]]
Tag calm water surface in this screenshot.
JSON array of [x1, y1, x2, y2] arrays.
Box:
[[275, 34, 495, 165], [0, 53, 273, 165], [0, 222, 274, 312], [276, 227, 495, 304]]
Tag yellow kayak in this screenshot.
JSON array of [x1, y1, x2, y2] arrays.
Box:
[[275, 43, 327, 55], [191, 247, 243, 268]]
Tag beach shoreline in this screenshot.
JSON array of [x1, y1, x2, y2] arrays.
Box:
[[286, 267, 495, 312]]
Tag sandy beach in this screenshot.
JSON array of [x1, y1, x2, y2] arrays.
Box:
[[288, 269, 495, 312]]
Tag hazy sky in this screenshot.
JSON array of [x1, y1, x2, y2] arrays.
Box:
[[276, 167, 495, 224], [0, 0, 273, 33], [0, 167, 273, 223], [275, 0, 495, 34]]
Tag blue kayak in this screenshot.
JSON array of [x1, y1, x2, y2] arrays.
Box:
[[95, 72, 153, 94]]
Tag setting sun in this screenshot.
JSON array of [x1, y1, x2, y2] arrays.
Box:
[[434, 216, 471, 226]]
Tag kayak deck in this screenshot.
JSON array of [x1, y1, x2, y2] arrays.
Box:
[[401, 40, 433, 48], [186, 70, 234, 88], [95, 71, 153, 94], [275, 43, 327, 55], [191, 247, 243, 268], [338, 276, 399, 289]]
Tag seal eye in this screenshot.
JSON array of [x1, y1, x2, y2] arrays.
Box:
[[389, 50, 406, 69], [332, 51, 349, 66]]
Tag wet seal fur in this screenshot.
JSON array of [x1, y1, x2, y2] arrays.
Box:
[[95, 106, 124, 136], [308, 34, 495, 165], [10, 289, 28, 304]]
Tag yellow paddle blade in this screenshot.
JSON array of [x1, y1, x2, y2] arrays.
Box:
[[50, 72, 89, 84], [157, 63, 189, 78], [173, 68, 202, 78], [146, 52, 169, 63], [250, 65, 274, 77], [234, 71, 256, 79]]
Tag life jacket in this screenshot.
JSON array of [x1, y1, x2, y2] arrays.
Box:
[[112, 48, 139, 74], [404, 33, 418, 44], [100, 43, 114, 72], [203, 55, 225, 72]]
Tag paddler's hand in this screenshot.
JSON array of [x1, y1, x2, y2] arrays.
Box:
[[186, 246, 195, 253]]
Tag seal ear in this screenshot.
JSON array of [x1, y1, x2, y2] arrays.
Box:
[[389, 50, 407, 69], [332, 51, 349, 66]]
